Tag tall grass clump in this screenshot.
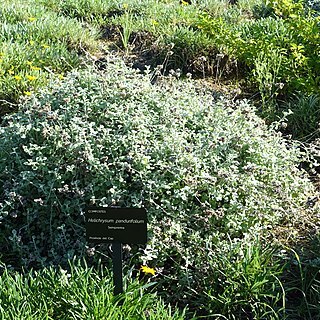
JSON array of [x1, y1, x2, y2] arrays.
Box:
[[0, 58, 317, 317], [0, 260, 186, 320], [283, 93, 320, 140]]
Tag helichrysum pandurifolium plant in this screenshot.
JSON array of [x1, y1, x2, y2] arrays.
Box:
[[0, 57, 317, 317]]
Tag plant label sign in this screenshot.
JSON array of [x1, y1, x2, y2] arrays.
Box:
[[85, 206, 147, 244]]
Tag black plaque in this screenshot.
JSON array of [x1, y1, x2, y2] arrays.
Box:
[[85, 206, 147, 244]]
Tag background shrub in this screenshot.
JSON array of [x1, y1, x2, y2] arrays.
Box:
[[197, 1, 320, 105]]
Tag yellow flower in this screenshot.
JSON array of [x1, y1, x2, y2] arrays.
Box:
[[151, 19, 159, 26], [181, 0, 189, 5], [27, 61, 33, 65], [26, 75, 37, 81], [41, 44, 50, 49], [28, 17, 37, 22], [14, 75, 22, 81], [31, 66, 41, 71], [140, 265, 156, 276], [123, 3, 128, 9], [24, 91, 32, 96], [29, 40, 35, 46], [0, 59, 3, 63], [58, 74, 64, 80], [8, 69, 14, 75]]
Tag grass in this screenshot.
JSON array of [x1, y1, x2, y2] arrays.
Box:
[[0, 260, 187, 320]]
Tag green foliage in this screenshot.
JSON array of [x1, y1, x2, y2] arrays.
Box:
[[162, 26, 214, 73], [283, 93, 320, 140], [203, 240, 285, 319], [268, 0, 305, 18], [117, 10, 136, 53], [282, 249, 320, 319], [51, 0, 116, 24], [36, 0, 206, 68], [0, 0, 99, 114], [2, 0, 319, 136], [0, 59, 316, 317], [0, 260, 186, 319], [197, 1, 320, 106], [0, 0, 319, 318]]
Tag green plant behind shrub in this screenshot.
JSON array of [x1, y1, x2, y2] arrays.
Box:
[[283, 93, 320, 140], [0, 0, 99, 114], [197, 1, 320, 105]]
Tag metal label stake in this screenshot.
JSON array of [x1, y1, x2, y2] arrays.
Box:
[[112, 243, 123, 295]]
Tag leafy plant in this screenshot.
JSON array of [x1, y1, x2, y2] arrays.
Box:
[[282, 249, 320, 319], [0, 58, 316, 318], [197, 2, 320, 107], [117, 8, 136, 53]]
